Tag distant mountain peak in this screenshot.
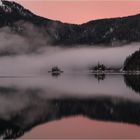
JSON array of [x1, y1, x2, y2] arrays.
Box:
[[0, 1, 12, 13], [0, 0, 33, 18]]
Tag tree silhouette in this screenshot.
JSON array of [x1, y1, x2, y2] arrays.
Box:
[[123, 49, 140, 71]]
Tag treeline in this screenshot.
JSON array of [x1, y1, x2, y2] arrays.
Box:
[[123, 49, 140, 71]]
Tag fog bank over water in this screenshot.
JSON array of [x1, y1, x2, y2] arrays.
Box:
[[0, 43, 139, 75]]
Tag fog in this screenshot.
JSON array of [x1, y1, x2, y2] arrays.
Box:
[[0, 22, 48, 56], [0, 44, 139, 76], [0, 24, 140, 76]]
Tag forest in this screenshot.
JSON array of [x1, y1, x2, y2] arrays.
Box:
[[123, 49, 140, 71]]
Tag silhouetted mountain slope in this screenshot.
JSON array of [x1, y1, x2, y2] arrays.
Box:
[[1, 0, 140, 45], [0, 0, 51, 25]]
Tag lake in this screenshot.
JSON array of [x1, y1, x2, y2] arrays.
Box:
[[0, 73, 140, 139]]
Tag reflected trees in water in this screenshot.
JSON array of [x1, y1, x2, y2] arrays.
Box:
[[124, 74, 140, 94], [94, 74, 106, 82]]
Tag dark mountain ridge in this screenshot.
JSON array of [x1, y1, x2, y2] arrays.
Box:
[[1, 0, 140, 45]]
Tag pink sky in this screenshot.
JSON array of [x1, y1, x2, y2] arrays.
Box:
[[16, 1, 140, 24]]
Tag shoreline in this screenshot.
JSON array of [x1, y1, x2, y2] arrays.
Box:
[[90, 71, 140, 75]]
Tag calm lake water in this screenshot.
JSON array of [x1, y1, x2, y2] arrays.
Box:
[[0, 73, 140, 139]]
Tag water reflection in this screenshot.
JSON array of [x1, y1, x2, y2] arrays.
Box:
[[124, 75, 140, 94], [1, 96, 140, 139], [51, 72, 61, 78], [0, 74, 139, 139], [0, 120, 23, 139], [94, 74, 106, 82]]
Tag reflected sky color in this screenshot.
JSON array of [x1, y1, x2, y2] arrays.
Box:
[[22, 116, 140, 139]]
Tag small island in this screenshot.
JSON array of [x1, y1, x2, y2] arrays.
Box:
[[91, 63, 106, 74], [89, 63, 120, 74]]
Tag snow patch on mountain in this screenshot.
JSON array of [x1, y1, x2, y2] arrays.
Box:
[[0, 0, 33, 17], [0, 1, 2, 6], [0, 1, 12, 13]]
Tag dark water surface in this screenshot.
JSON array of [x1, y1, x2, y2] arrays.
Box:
[[0, 73, 140, 139]]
